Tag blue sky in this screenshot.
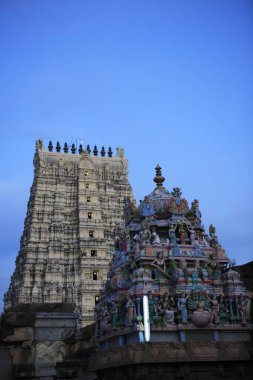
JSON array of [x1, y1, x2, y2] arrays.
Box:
[[0, 0, 252, 311]]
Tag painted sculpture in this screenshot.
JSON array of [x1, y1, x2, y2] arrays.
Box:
[[95, 166, 250, 338]]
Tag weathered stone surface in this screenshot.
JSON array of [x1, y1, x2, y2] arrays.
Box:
[[35, 312, 78, 328], [35, 361, 57, 377], [9, 346, 33, 365], [88, 342, 253, 371], [5, 302, 76, 314], [3, 327, 34, 342], [92, 361, 253, 380], [2, 310, 35, 327], [35, 327, 75, 342], [36, 341, 66, 362]]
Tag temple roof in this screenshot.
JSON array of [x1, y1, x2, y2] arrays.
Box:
[[138, 165, 189, 220]]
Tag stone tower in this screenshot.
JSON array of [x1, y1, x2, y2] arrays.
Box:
[[4, 139, 133, 326]]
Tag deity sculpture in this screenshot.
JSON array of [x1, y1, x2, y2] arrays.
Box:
[[190, 199, 202, 223], [125, 296, 135, 325], [209, 224, 220, 248], [151, 251, 166, 272], [169, 223, 177, 243], [199, 232, 210, 247], [141, 196, 155, 217], [178, 291, 191, 324], [187, 225, 196, 245], [237, 294, 247, 326], [151, 231, 160, 245], [191, 260, 201, 286], [164, 304, 175, 325], [218, 295, 229, 324], [200, 262, 210, 285], [169, 223, 180, 256], [158, 292, 175, 325], [139, 224, 151, 244], [133, 234, 141, 256], [209, 224, 216, 236], [207, 294, 220, 324], [179, 225, 186, 245]]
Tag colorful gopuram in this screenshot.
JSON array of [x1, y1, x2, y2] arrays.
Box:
[[95, 165, 251, 349]]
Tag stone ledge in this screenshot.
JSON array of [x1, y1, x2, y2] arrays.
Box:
[[3, 327, 34, 343], [88, 341, 253, 372]]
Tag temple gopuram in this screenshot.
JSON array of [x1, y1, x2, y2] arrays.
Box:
[[89, 165, 252, 379]]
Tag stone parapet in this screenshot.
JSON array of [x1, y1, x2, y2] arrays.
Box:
[[0, 304, 79, 379]]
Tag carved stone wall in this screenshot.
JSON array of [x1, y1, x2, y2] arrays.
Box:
[[0, 303, 78, 379], [4, 139, 133, 326]]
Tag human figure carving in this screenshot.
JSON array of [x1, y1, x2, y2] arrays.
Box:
[[158, 292, 175, 325], [207, 294, 219, 324], [169, 223, 177, 243], [151, 231, 160, 245], [151, 251, 170, 279], [125, 296, 135, 325], [179, 225, 186, 245], [187, 225, 196, 245], [178, 291, 191, 324], [237, 294, 247, 325], [139, 224, 151, 244]]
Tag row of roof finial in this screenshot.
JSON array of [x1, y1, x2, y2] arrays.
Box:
[[47, 141, 113, 157]]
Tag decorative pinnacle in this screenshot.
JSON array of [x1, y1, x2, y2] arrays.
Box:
[[153, 164, 165, 188]]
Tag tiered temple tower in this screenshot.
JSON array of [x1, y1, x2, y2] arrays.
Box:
[[94, 165, 251, 351], [4, 139, 133, 326]]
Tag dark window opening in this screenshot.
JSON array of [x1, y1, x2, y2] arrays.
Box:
[[93, 271, 98, 280]]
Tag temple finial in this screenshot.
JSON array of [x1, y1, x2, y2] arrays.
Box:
[[153, 164, 165, 188]]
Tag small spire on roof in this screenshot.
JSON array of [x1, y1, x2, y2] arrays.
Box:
[[153, 164, 165, 189], [78, 144, 83, 154], [48, 141, 53, 152], [93, 145, 98, 156], [63, 143, 68, 153], [71, 143, 76, 154], [101, 146, 105, 157], [56, 141, 61, 152], [108, 147, 113, 157]]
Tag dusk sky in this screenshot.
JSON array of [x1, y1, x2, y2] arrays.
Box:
[[0, 0, 252, 311]]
